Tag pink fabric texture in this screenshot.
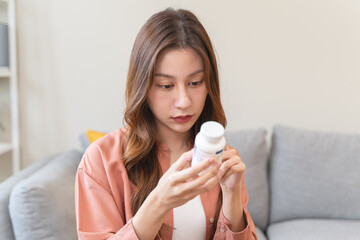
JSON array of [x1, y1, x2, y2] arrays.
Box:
[[75, 128, 258, 240]]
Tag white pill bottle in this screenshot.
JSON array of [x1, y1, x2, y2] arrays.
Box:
[[191, 121, 226, 167]]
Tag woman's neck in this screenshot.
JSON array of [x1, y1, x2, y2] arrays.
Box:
[[155, 126, 190, 154]]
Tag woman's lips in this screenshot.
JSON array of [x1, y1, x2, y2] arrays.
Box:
[[171, 115, 193, 123]]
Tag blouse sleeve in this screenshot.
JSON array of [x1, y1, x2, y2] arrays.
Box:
[[214, 207, 258, 240], [213, 156, 258, 239], [75, 145, 139, 240]]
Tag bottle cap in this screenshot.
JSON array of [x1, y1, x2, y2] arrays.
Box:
[[200, 121, 224, 141]]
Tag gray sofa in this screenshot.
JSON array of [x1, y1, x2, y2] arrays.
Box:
[[1, 124, 359, 240]]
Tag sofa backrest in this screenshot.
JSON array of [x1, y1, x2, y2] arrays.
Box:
[[269, 125, 360, 223], [8, 150, 83, 240], [225, 128, 269, 230]]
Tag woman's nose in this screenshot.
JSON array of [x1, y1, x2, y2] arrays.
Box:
[[175, 87, 191, 109]]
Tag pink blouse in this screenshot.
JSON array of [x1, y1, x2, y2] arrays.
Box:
[[75, 127, 258, 240]]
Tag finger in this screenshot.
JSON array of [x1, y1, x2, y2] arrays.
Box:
[[222, 161, 246, 179], [182, 162, 221, 192], [222, 148, 238, 161], [219, 155, 241, 177], [222, 162, 246, 179], [171, 149, 194, 172], [186, 172, 221, 199], [198, 168, 222, 192], [172, 157, 217, 183]]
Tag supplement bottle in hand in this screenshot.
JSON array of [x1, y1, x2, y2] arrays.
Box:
[[191, 121, 226, 167]]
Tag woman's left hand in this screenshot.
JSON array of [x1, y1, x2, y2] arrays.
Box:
[[219, 146, 246, 192]]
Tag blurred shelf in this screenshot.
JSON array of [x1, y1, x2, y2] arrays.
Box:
[[0, 67, 10, 78], [0, 142, 12, 155], [0, 0, 19, 173]]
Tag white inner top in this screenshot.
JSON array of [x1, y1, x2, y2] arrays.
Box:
[[172, 195, 207, 240]]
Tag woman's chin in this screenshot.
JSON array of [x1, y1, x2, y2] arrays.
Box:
[[170, 122, 194, 133]]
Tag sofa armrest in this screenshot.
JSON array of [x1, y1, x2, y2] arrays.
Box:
[[0, 152, 63, 240], [9, 149, 83, 240]]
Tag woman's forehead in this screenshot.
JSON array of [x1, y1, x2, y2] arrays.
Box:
[[154, 48, 204, 77]]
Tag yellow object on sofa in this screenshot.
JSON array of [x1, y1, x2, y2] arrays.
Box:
[[86, 130, 107, 143]]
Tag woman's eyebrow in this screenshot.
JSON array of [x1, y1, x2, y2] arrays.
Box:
[[154, 69, 204, 78]]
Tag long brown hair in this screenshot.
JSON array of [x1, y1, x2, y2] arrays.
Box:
[[123, 7, 227, 235]]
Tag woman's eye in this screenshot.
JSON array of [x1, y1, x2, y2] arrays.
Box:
[[189, 80, 203, 86], [159, 84, 173, 89]]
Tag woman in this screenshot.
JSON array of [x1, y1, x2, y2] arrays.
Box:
[[75, 7, 258, 240]]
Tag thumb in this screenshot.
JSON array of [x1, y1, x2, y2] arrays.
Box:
[[171, 148, 194, 172]]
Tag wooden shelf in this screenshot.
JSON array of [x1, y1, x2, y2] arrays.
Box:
[[0, 0, 20, 174], [0, 67, 10, 77], [0, 142, 12, 155]]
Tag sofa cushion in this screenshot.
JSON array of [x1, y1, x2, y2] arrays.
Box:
[[225, 128, 269, 230], [255, 226, 268, 240], [0, 153, 58, 240], [267, 218, 360, 240], [9, 150, 83, 240], [269, 125, 360, 223]]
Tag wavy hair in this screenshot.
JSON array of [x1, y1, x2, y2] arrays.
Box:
[[123, 7, 227, 236]]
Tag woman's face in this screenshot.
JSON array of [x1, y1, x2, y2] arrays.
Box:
[[147, 47, 208, 136]]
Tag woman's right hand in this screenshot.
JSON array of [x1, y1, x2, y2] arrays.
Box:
[[152, 149, 222, 212], [132, 149, 221, 240]]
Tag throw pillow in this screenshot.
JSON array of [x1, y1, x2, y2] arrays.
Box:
[[79, 130, 107, 152]]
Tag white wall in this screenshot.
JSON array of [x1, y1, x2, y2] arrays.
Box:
[[13, 0, 360, 170]]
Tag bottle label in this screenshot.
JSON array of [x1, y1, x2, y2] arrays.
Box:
[[191, 145, 224, 167]]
